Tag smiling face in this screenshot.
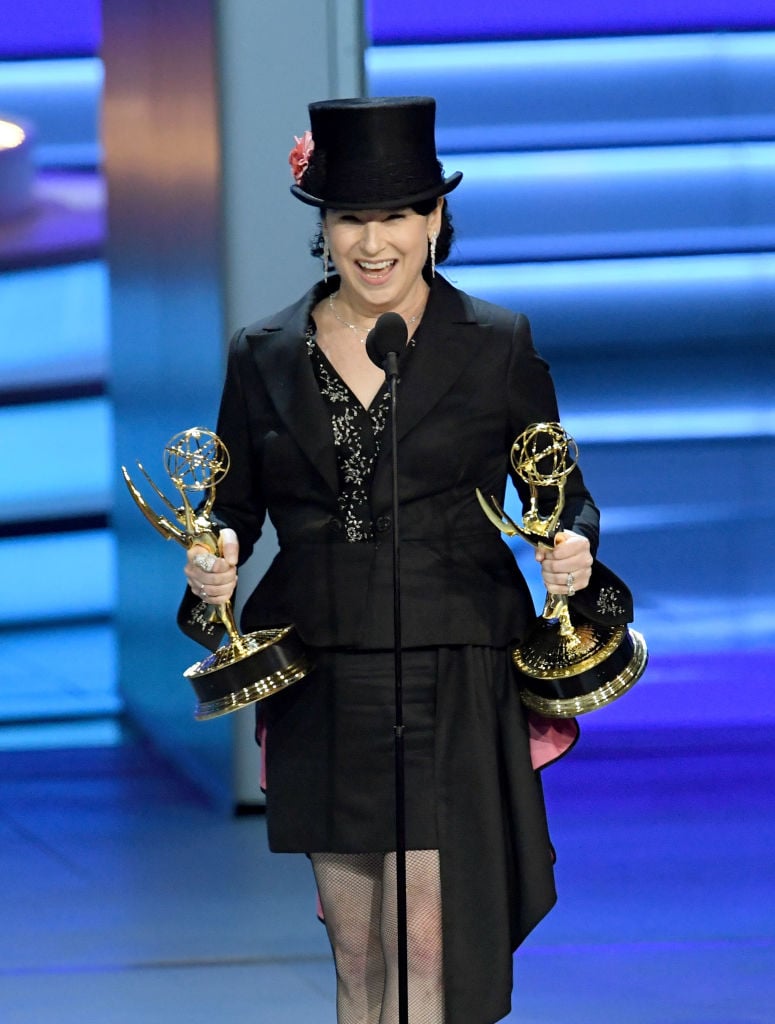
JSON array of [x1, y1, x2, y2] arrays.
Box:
[[323, 201, 443, 318]]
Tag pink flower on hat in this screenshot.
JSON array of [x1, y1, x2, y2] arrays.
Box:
[[289, 130, 314, 185]]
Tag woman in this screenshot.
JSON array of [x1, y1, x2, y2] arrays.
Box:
[[181, 97, 597, 1024]]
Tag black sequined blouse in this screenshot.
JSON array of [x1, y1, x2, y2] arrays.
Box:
[[306, 326, 392, 543]]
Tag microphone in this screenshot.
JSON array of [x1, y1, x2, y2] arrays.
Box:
[[365, 312, 408, 378]]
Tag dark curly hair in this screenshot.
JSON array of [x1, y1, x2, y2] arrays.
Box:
[[309, 198, 455, 279]]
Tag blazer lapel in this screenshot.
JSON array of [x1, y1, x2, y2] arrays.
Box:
[[245, 282, 340, 496], [372, 276, 492, 496], [396, 277, 487, 440]]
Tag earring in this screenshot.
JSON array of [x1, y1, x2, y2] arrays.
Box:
[[429, 233, 437, 278], [322, 235, 330, 283]]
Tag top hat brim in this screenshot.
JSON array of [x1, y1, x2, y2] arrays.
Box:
[[290, 170, 463, 210]]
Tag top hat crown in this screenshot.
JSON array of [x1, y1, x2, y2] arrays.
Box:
[[291, 96, 462, 210]]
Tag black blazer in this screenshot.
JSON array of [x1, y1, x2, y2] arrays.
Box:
[[181, 274, 599, 650]]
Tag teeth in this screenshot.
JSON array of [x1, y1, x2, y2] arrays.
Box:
[[358, 260, 394, 271]]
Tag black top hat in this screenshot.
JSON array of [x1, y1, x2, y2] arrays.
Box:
[[290, 96, 462, 210]]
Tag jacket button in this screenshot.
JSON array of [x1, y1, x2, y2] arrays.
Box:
[[328, 518, 343, 534], [375, 514, 392, 533]]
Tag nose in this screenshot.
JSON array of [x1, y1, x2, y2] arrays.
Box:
[[360, 220, 384, 255]]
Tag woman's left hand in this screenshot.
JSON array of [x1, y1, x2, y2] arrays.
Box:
[[535, 530, 593, 597]]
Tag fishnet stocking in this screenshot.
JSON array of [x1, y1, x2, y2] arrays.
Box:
[[380, 850, 445, 1024], [311, 850, 445, 1024], [311, 852, 385, 1024]]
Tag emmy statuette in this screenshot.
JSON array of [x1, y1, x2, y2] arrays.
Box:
[[121, 427, 311, 720], [477, 422, 648, 717]]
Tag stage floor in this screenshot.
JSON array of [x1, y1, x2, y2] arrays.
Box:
[[1, 724, 773, 1023]]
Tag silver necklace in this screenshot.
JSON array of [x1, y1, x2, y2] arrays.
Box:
[[328, 292, 420, 344]]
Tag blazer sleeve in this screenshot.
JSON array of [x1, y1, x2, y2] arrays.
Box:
[[177, 328, 270, 649], [505, 313, 600, 555], [208, 328, 269, 565]]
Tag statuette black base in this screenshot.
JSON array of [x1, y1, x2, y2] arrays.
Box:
[[184, 624, 312, 720], [515, 624, 648, 718]]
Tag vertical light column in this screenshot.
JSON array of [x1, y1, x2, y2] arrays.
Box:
[[103, 0, 231, 802]]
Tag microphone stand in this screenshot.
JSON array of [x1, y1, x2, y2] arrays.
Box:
[[366, 313, 411, 1023], [383, 348, 410, 1024]]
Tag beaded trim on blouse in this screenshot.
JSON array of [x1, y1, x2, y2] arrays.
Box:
[[306, 326, 391, 542]]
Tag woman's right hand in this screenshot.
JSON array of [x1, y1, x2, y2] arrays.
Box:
[[184, 528, 239, 606]]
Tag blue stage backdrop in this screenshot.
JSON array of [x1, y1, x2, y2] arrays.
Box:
[[365, 4, 775, 730], [367, 0, 775, 44], [0, 0, 112, 744], [0, 0, 101, 58]]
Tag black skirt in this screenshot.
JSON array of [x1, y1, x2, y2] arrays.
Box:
[[260, 644, 561, 1024], [263, 647, 438, 851]]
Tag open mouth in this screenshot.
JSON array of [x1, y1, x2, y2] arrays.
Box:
[[356, 259, 396, 281]]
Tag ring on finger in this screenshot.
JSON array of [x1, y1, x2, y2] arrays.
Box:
[[200, 585, 208, 600], [193, 552, 216, 572], [566, 571, 575, 597]]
